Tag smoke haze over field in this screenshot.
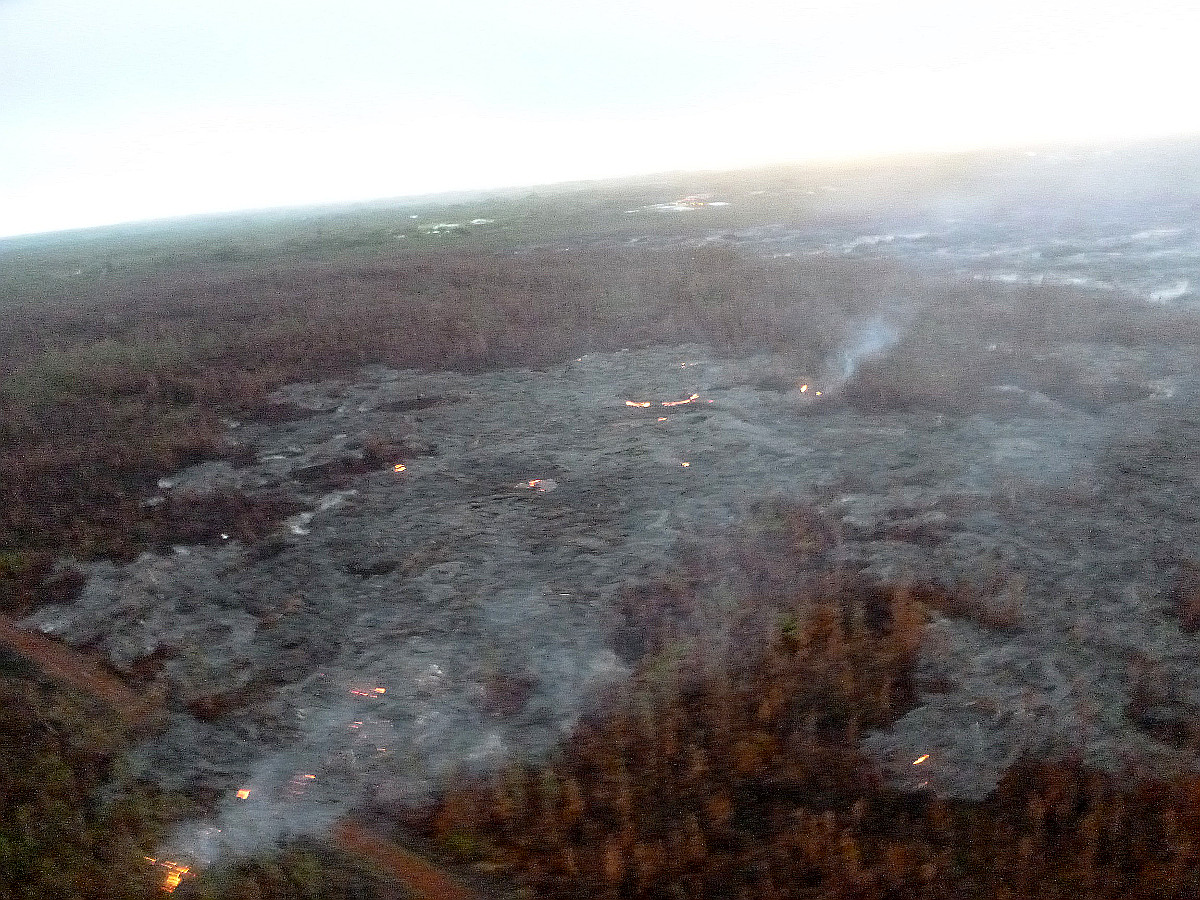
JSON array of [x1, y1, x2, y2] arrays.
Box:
[[3, 0, 1200, 236]]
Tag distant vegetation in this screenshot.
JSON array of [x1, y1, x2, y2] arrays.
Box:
[[0, 241, 916, 614], [5, 232, 1199, 616], [4, 163, 1200, 898]]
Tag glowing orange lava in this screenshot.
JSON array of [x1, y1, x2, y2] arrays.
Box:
[[145, 859, 193, 894], [236, 788, 251, 800], [393, 464, 407, 473], [913, 754, 930, 766], [661, 393, 700, 407], [625, 400, 652, 408], [800, 384, 809, 393]]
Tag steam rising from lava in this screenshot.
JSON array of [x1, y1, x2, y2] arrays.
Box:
[[793, 315, 904, 403], [836, 317, 901, 380]]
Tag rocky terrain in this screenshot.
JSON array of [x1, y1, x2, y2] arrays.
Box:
[[23, 326, 1200, 861]]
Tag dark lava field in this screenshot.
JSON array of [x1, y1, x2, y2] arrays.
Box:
[[21, 175, 1200, 864]]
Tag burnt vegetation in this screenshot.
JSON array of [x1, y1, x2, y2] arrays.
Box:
[[6, 239, 1198, 616], [0, 671, 187, 900], [2, 246, 900, 616], [413, 551, 1200, 900], [840, 284, 1200, 414], [3, 199, 1200, 898]]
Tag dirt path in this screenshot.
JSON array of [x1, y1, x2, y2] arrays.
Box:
[[332, 821, 482, 900], [0, 615, 159, 725], [2, 611, 485, 895]]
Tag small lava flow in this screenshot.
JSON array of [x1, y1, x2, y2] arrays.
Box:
[[24, 331, 1200, 864]]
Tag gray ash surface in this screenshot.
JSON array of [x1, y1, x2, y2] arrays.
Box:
[[24, 338, 1200, 857]]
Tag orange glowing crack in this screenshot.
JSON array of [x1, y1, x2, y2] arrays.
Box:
[[236, 788, 251, 800], [625, 400, 652, 408], [661, 393, 700, 407], [145, 859, 193, 894], [163, 866, 190, 893], [393, 463, 407, 472], [913, 754, 930, 766]]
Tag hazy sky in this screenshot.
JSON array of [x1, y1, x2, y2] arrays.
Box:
[[2, 0, 1198, 237]]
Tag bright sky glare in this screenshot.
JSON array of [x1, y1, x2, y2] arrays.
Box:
[[2, 0, 1198, 237]]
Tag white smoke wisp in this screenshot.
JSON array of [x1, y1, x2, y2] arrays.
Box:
[[150, 692, 406, 872], [834, 317, 902, 382], [154, 748, 357, 872]]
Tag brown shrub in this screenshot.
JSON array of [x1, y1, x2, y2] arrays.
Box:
[[415, 561, 1200, 899]]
